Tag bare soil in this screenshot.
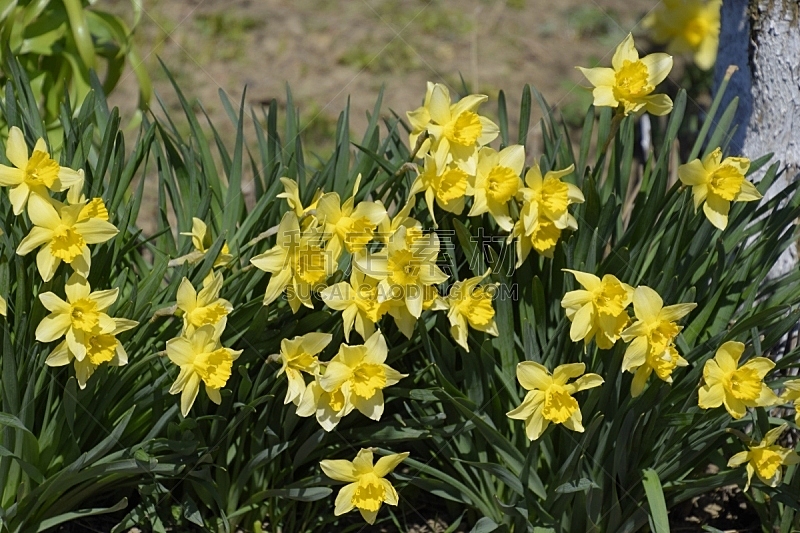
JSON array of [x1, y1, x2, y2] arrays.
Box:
[[105, 0, 664, 157]]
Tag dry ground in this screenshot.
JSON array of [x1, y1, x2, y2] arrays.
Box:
[[105, 0, 664, 158]]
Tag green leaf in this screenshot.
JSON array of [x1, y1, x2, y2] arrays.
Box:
[[642, 469, 669, 533], [36, 498, 128, 532]]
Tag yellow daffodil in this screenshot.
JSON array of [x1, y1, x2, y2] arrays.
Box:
[[167, 325, 242, 417], [36, 273, 120, 361], [379, 286, 446, 339], [407, 82, 498, 169], [507, 362, 603, 441], [578, 33, 673, 116], [561, 270, 634, 349], [0, 294, 5, 317], [320, 269, 386, 342], [250, 211, 334, 313], [468, 145, 525, 231], [698, 341, 781, 419], [782, 379, 800, 424], [277, 177, 323, 219], [356, 226, 448, 319], [296, 374, 349, 432], [445, 270, 498, 351], [16, 194, 118, 281], [518, 163, 583, 233], [727, 424, 800, 491], [678, 148, 762, 230], [630, 345, 688, 397], [315, 177, 387, 258], [45, 317, 137, 389], [620, 286, 696, 396], [511, 215, 562, 261], [320, 448, 409, 524], [180, 217, 233, 267], [176, 272, 232, 334], [319, 331, 407, 422], [513, 163, 583, 262], [644, 0, 721, 70], [409, 149, 470, 225], [376, 201, 420, 246], [275, 332, 331, 405], [0, 126, 83, 215]]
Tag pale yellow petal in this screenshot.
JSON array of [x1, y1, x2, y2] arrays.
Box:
[[320, 459, 358, 482], [612, 33, 639, 71], [633, 285, 663, 322], [678, 159, 708, 186], [703, 193, 730, 230], [641, 53, 673, 86], [6, 126, 29, 169], [516, 361, 552, 391], [74, 219, 118, 244]]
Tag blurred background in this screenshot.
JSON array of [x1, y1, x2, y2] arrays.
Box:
[[104, 0, 670, 157]]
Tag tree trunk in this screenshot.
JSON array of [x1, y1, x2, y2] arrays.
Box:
[[715, 0, 800, 276]]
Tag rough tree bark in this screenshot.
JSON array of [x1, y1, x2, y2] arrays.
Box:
[[715, 0, 800, 275]]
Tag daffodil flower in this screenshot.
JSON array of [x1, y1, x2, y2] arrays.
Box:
[[277, 177, 323, 219], [376, 200, 420, 245], [250, 211, 334, 313], [320, 269, 385, 342], [45, 317, 138, 389], [512, 163, 583, 262], [275, 332, 331, 405], [507, 362, 603, 441], [407, 82, 498, 169], [176, 272, 232, 334], [375, 284, 447, 340], [643, 0, 721, 70], [561, 269, 634, 349], [0, 294, 6, 317], [468, 145, 525, 231], [518, 163, 583, 233], [296, 374, 350, 432], [180, 217, 233, 267], [698, 341, 781, 419], [356, 226, 448, 319], [319, 331, 406, 422], [727, 424, 800, 491], [0, 126, 84, 215], [511, 215, 562, 261], [620, 286, 696, 396], [36, 273, 120, 361], [320, 448, 409, 524], [167, 325, 242, 417], [315, 177, 386, 258], [409, 149, 470, 225], [782, 379, 800, 424], [16, 195, 118, 281], [445, 270, 498, 352], [678, 148, 762, 230], [578, 33, 673, 116]]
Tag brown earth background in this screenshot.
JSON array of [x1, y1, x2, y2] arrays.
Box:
[[104, 0, 667, 160]]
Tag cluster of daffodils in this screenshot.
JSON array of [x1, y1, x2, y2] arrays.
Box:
[[272, 330, 410, 523], [407, 83, 585, 259], [275, 330, 405, 431], [505, 273, 695, 442], [250, 175, 500, 353], [522, 264, 798, 492], [167, 226, 239, 417], [563, 271, 696, 397], [0, 127, 138, 387], [577, 34, 762, 230]]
